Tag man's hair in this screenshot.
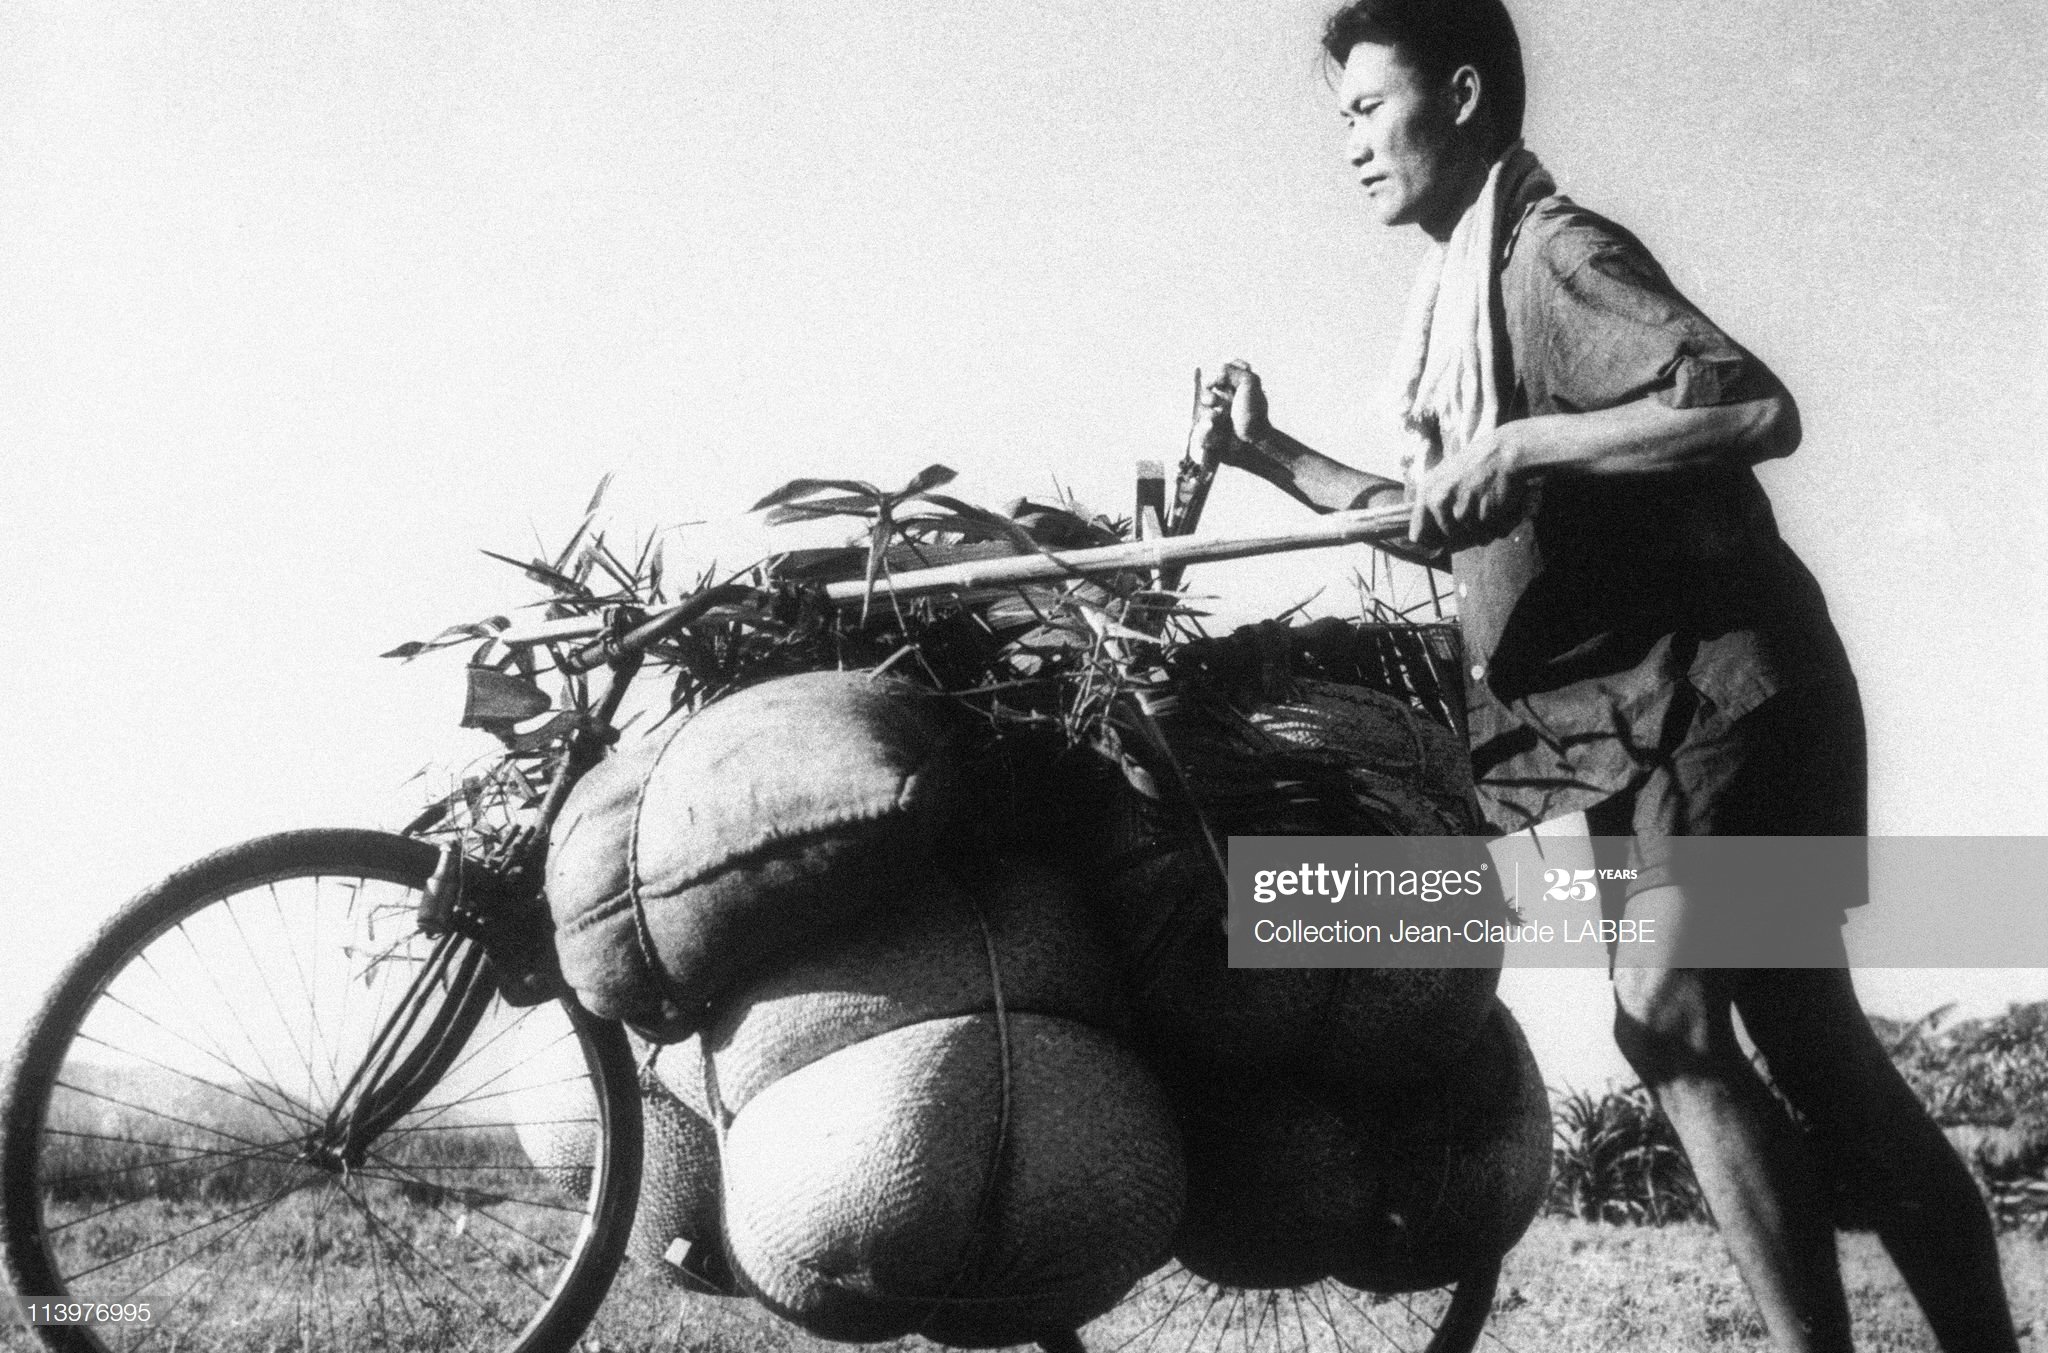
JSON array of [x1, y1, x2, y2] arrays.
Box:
[[1321, 0, 1526, 150]]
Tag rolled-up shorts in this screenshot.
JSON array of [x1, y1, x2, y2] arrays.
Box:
[[1587, 679, 1868, 951]]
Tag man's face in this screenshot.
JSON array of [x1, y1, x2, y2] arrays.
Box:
[[1337, 39, 1464, 234]]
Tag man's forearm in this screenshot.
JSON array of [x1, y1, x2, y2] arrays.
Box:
[[1238, 427, 1446, 569], [1239, 425, 1399, 511], [1508, 393, 1800, 478]]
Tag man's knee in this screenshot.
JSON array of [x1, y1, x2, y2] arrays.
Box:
[[1612, 965, 1732, 1082]]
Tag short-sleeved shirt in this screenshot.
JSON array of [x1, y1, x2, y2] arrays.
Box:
[[1459, 195, 1855, 833]]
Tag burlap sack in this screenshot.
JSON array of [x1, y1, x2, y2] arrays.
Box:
[[545, 671, 960, 1039], [511, 1044, 721, 1282], [1169, 1072, 1380, 1289], [1110, 848, 1492, 1082], [722, 1013, 1184, 1348], [629, 1063, 722, 1279], [505, 1033, 608, 1198], [1300, 964, 1502, 1088], [1332, 1001, 1552, 1293], [513, 1104, 595, 1201], [706, 858, 1120, 1118], [1118, 856, 1338, 1074]]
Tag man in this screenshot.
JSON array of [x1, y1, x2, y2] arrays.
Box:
[[1190, 1, 2019, 1347]]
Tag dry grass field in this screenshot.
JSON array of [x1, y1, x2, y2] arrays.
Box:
[[11, 1003, 2041, 1352], [5, 1192, 2043, 1352], [482, 1217, 2048, 1353]]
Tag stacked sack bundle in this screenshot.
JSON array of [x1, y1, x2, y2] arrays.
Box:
[[1097, 624, 1550, 1294], [537, 671, 1186, 1346], [515, 616, 1551, 1332]]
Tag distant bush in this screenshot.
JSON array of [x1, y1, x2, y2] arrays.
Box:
[[1546, 1084, 1706, 1225], [1875, 1000, 2048, 1129], [1875, 1000, 2048, 1233], [1548, 1000, 2048, 1231]]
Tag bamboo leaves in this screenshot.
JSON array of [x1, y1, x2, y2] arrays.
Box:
[[750, 465, 965, 620]]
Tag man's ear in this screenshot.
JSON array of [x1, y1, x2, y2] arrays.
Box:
[[1448, 64, 1484, 130]]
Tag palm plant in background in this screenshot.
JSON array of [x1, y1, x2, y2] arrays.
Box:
[[1547, 1085, 1706, 1226]]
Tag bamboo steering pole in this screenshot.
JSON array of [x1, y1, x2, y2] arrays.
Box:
[[815, 502, 1413, 604], [495, 503, 1416, 649]]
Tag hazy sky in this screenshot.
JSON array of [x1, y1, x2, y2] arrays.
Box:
[[4, 1, 2044, 1087]]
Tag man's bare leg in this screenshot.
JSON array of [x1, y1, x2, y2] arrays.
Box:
[[1611, 885, 1853, 1352], [1736, 967, 2019, 1352]]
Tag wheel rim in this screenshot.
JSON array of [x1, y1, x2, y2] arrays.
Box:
[[4, 833, 637, 1353]]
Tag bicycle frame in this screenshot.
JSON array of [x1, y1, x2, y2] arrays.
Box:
[[307, 632, 655, 1178]]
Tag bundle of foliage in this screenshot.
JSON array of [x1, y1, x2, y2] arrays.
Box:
[[384, 469, 1185, 857], [386, 469, 1471, 872]]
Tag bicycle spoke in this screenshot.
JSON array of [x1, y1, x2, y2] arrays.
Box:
[[46, 1138, 305, 1231], [53, 1080, 293, 1159], [224, 895, 325, 1115], [1175, 1281, 1230, 1353], [270, 878, 341, 1112], [173, 919, 305, 1124], [116, 1176, 315, 1343], [1329, 1282, 1432, 1353], [332, 1171, 518, 1334], [361, 1149, 567, 1296], [71, 1027, 319, 1134], [118, 961, 319, 1131], [71, 1174, 321, 1285], [1302, 1281, 1371, 1353], [388, 1025, 584, 1138]]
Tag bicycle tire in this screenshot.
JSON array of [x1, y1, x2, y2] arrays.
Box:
[[1, 828, 643, 1353]]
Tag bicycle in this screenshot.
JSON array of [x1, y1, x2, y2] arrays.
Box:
[[2, 511, 1506, 1353]]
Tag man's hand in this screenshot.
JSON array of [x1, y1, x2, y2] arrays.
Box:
[[1179, 359, 1418, 538], [1214, 360, 1272, 446], [1189, 360, 1274, 471], [1411, 422, 1532, 550]]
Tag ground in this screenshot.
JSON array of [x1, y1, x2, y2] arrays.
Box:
[[7, 1214, 2041, 1352], [564, 1217, 2048, 1353]]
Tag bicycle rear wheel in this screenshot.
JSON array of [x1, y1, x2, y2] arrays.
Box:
[[1, 829, 642, 1353], [1069, 1257, 1498, 1353]]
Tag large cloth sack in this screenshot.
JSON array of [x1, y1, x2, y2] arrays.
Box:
[[1108, 844, 1494, 1081], [630, 1051, 723, 1280], [1116, 855, 1338, 1074], [511, 1096, 596, 1201], [705, 858, 1121, 1117], [545, 671, 961, 1039], [1300, 964, 1502, 1087], [1169, 1072, 1380, 1289], [1332, 1001, 1552, 1293], [722, 1013, 1185, 1348]]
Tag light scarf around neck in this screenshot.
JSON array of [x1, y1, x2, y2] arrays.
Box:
[[1388, 144, 1556, 498]]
